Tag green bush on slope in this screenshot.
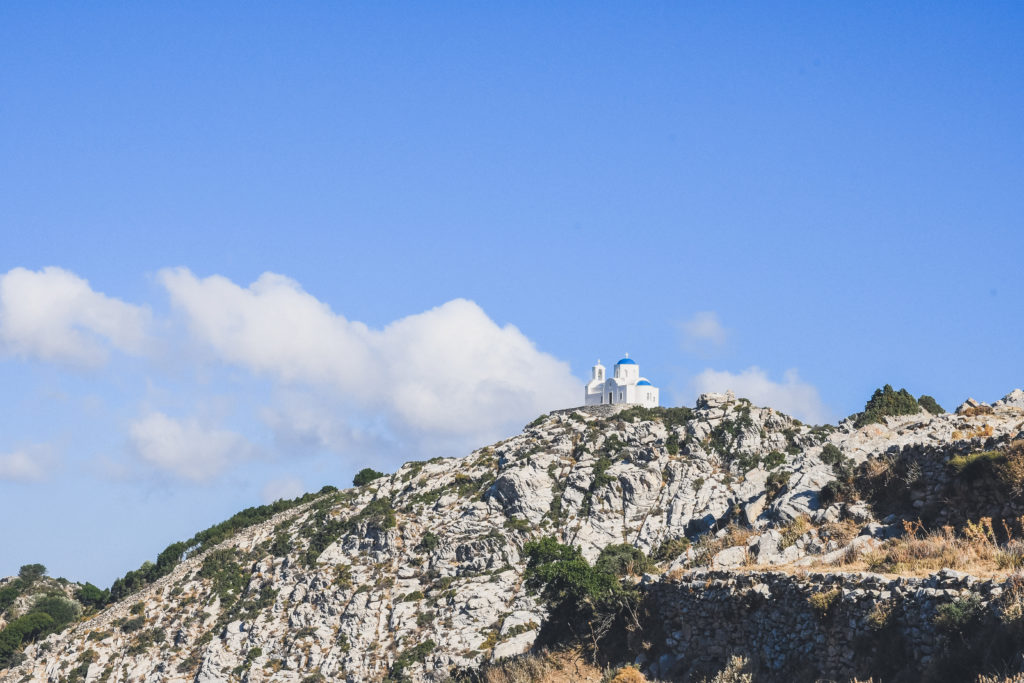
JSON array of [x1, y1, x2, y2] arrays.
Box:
[[522, 536, 647, 660], [852, 385, 922, 428]]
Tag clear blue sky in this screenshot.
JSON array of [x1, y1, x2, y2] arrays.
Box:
[[1, 3, 1022, 585]]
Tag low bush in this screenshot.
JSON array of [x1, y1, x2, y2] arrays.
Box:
[[503, 518, 531, 534], [522, 537, 646, 660], [918, 395, 945, 415], [353, 468, 384, 487], [652, 537, 691, 564], [807, 588, 840, 617], [820, 479, 856, 507], [934, 595, 984, 634], [765, 470, 791, 502], [417, 531, 440, 551], [853, 385, 922, 428], [762, 450, 786, 470]]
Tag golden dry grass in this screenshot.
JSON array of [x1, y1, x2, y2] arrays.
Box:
[[609, 665, 647, 683], [794, 519, 1024, 578]]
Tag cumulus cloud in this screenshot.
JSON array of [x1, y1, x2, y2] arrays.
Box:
[[0, 267, 150, 365], [159, 268, 579, 443], [129, 412, 254, 482], [261, 476, 306, 503], [691, 366, 830, 424], [680, 311, 728, 353], [0, 449, 49, 482]]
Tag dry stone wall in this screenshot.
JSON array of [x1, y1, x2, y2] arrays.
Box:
[[644, 568, 1020, 683]]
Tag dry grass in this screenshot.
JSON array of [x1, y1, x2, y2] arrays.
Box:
[[952, 423, 996, 440], [863, 524, 998, 575], [808, 518, 1024, 578], [479, 650, 604, 683], [818, 519, 862, 547], [778, 514, 812, 549], [773, 516, 1024, 578], [690, 524, 757, 567], [475, 649, 659, 683], [609, 665, 647, 683], [698, 656, 753, 683]]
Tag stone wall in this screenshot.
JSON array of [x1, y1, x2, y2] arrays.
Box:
[[862, 435, 1024, 530], [643, 568, 1020, 683]]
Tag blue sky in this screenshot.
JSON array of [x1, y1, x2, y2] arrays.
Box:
[[1, 3, 1022, 585]]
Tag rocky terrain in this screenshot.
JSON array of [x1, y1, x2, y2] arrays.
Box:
[[3, 389, 1024, 682]]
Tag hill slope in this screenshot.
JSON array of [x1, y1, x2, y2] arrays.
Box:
[[3, 389, 1024, 682]]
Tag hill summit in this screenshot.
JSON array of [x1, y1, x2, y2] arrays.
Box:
[[4, 388, 1024, 682]]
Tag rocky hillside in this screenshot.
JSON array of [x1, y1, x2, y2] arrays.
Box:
[[3, 389, 1024, 682]]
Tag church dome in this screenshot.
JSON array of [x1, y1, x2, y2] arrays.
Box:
[[615, 358, 637, 366], [636, 379, 652, 386]]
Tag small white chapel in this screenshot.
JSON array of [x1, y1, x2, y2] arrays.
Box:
[[584, 355, 660, 408]]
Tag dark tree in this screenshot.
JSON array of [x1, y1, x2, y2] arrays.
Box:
[[353, 468, 384, 487], [17, 564, 46, 584]]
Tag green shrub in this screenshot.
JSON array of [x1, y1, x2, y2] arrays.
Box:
[[503, 518, 531, 534], [197, 549, 248, 602], [522, 536, 644, 653], [853, 385, 921, 428], [918, 395, 945, 415], [120, 616, 146, 633], [934, 595, 984, 633], [30, 595, 80, 631], [948, 450, 1005, 480], [819, 479, 855, 507], [353, 498, 397, 531], [353, 468, 384, 487], [763, 450, 786, 470], [807, 589, 840, 617], [617, 405, 693, 427], [526, 414, 548, 429], [594, 544, 651, 576], [417, 531, 440, 552], [820, 444, 844, 466], [766, 470, 792, 501], [76, 582, 109, 609], [0, 581, 24, 613], [867, 601, 892, 630], [388, 639, 436, 681], [17, 564, 46, 584], [652, 537, 691, 564], [269, 533, 291, 557], [0, 612, 55, 667], [582, 456, 615, 515]]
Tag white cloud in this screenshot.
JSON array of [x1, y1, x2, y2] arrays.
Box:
[[0, 449, 49, 482], [680, 311, 728, 352], [261, 476, 306, 503], [159, 268, 579, 443], [0, 267, 150, 365], [691, 366, 830, 424], [129, 412, 253, 482]]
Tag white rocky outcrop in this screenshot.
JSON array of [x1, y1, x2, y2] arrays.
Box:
[[4, 390, 1024, 682]]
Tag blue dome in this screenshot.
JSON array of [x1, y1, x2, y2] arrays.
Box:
[[615, 357, 637, 365], [636, 379, 652, 386]]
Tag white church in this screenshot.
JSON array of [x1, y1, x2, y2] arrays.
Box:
[[584, 355, 660, 408]]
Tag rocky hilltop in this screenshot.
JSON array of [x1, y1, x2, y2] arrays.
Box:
[[4, 389, 1024, 682]]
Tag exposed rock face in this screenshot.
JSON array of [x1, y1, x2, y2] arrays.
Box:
[[3, 391, 1024, 682]]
